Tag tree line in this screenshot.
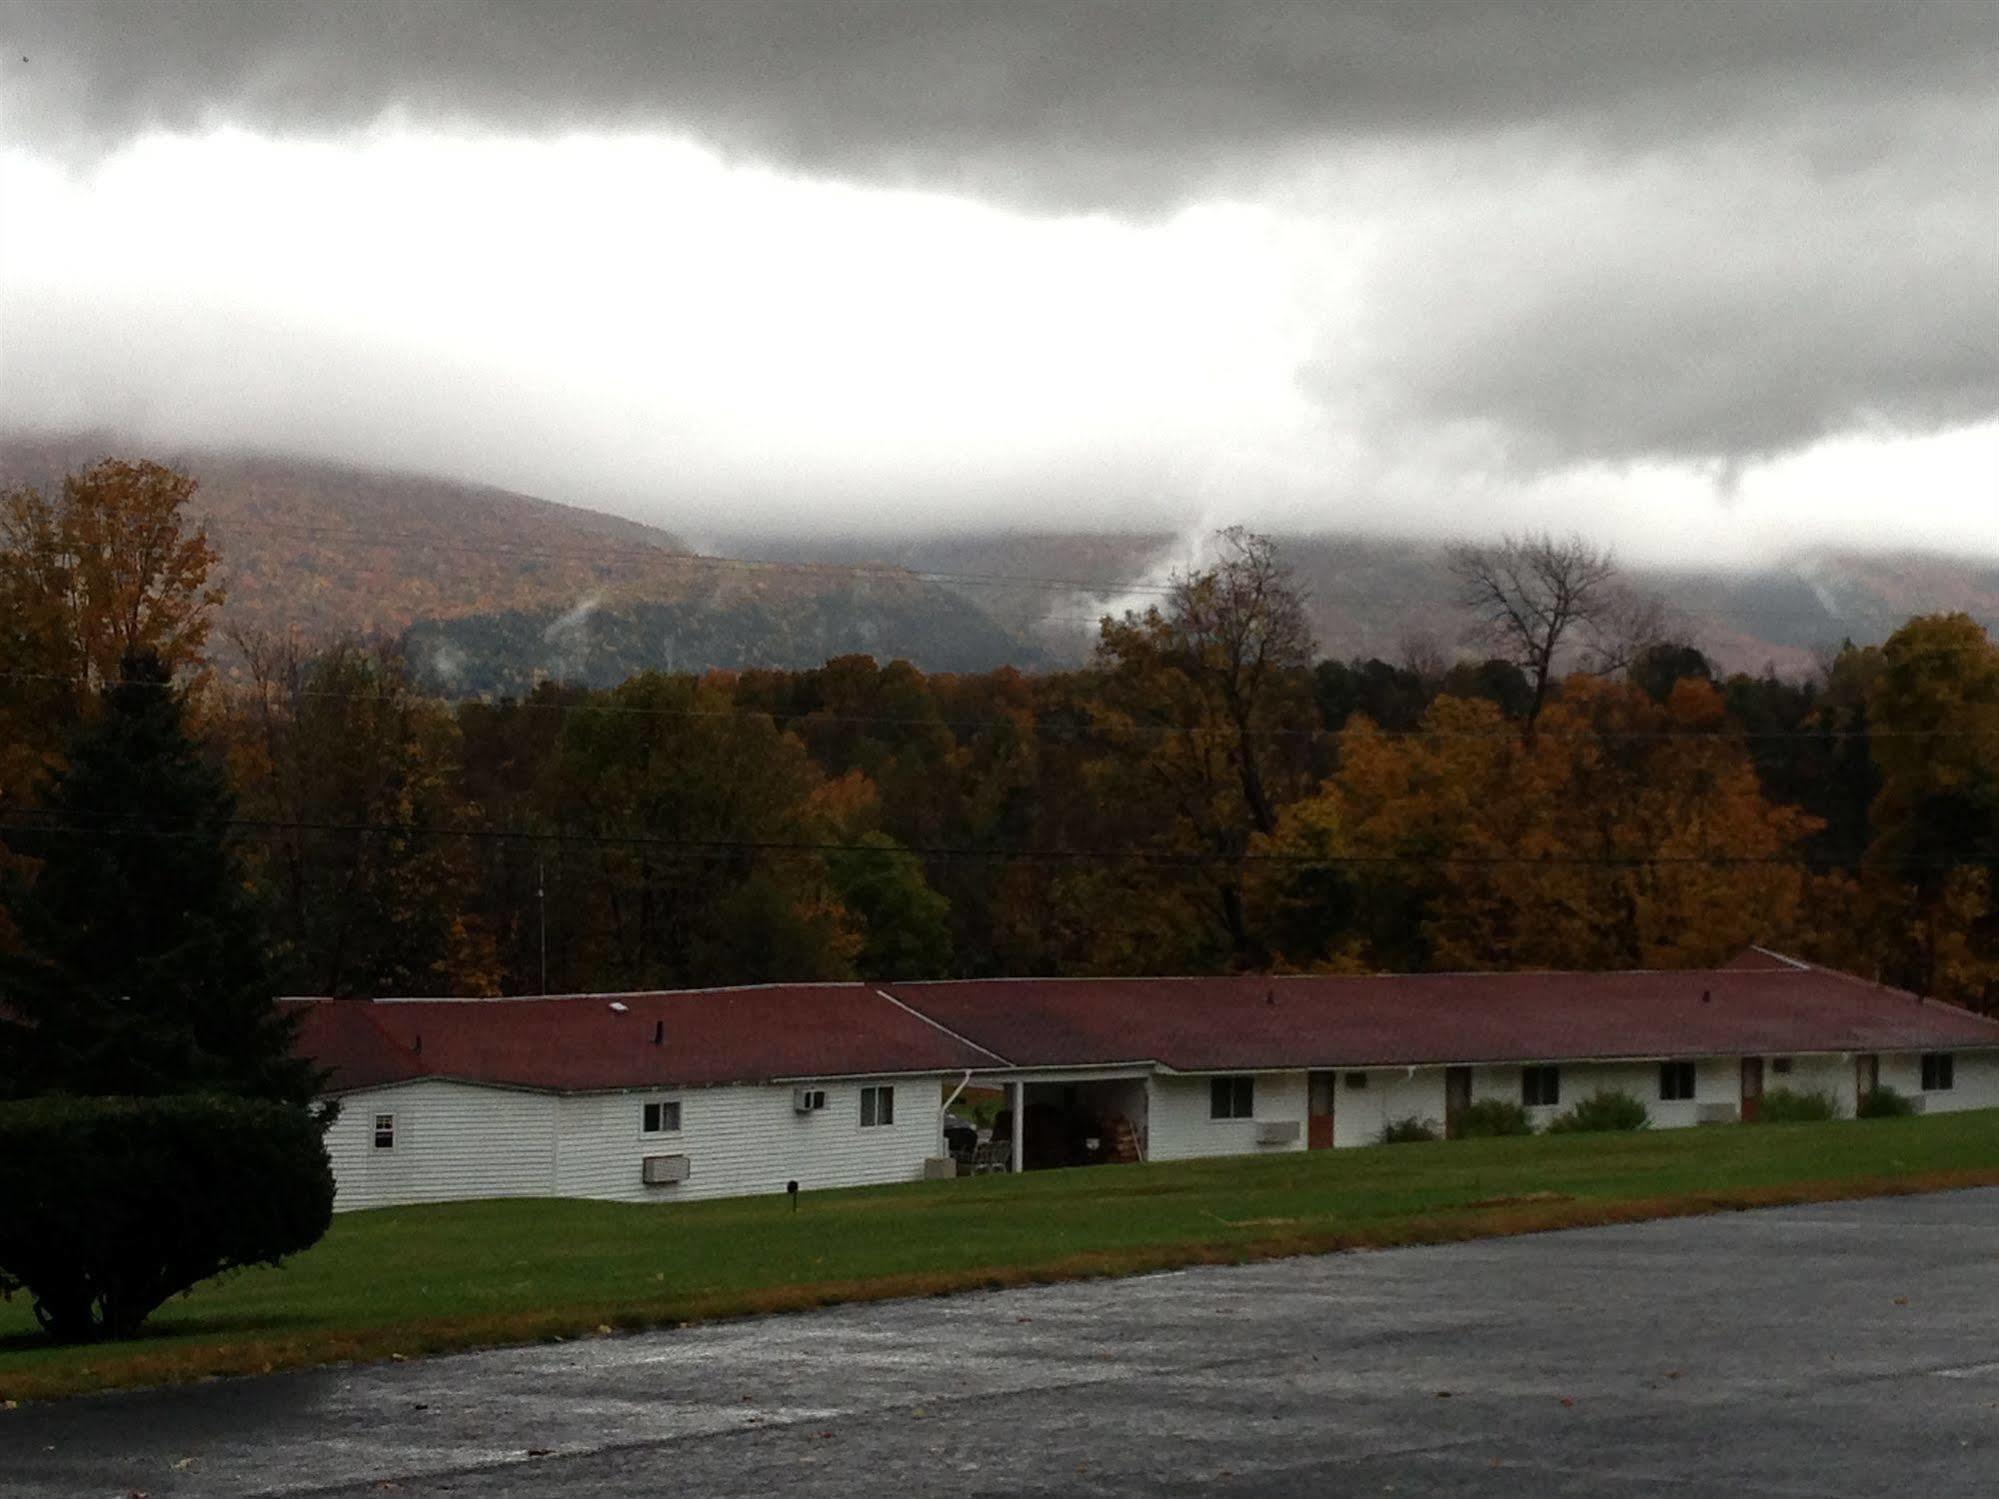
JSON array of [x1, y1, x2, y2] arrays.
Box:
[[6, 462, 1998, 1012]]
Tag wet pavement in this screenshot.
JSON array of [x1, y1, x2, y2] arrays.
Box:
[[4, 1189, 1998, 1496]]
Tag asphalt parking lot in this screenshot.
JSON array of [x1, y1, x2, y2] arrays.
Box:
[[5, 1188, 1998, 1497]]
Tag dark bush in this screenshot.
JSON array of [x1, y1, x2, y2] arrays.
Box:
[[1754, 1088, 1837, 1124], [1380, 1115, 1441, 1144], [1546, 1090, 1651, 1134], [1857, 1085, 1916, 1119], [1453, 1098, 1536, 1139], [0, 1094, 334, 1342]]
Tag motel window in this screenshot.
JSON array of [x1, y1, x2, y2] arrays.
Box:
[[1921, 1053, 1955, 1092], [861, 1085, 895, 1128], [1344, 1072, 1369, 1090], [373, 1113, 395, 1150], [1771, 1057, 1793, 1076], [1659, 1062, 1697, 1102], [1210, 1076, 1255, 1120], [1521, 1066, 1561, 1108], [642, 1100, 682, 1134]]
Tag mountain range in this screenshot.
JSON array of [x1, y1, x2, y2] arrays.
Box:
[[5, 435, 1994, 689]]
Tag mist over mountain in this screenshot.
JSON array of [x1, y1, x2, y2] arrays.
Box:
[[6, 435, 1992, 687]]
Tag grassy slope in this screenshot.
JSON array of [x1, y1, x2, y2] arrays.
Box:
[[5, 1111, 1997, 1401]]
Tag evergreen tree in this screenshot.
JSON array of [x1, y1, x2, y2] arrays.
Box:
[[0, 648, 315, 1103]]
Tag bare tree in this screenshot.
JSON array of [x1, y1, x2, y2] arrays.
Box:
[[1446, 531, 1626, 728], [1165, 525, 1316, 835]]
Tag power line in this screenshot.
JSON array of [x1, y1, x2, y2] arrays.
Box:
[[0, 806, 1980, 872], [5, 665, 1995, 743]]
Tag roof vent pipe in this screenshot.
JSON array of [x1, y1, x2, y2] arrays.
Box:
[[414, 1033, 422, 1054], [652, 1020, 664, 1046], [1701, 990, 1711, 1004]]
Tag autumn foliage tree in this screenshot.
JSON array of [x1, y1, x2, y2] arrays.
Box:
[[1091, 528, 1317, 965], [1855, 614, 1999, 1006], [1269, 676, 1819, 972]]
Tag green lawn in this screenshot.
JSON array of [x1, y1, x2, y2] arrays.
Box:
[[5, 1110, 1998, 1402]]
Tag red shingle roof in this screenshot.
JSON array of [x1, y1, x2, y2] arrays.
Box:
[[884, 955, 1999, 1071], [286, 984, 999, 1095], [286, 954, 1999, 1095]]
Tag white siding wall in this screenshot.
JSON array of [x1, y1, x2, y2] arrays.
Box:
[[326, 1081, 558, 1212], [553, 1077, 944, 1204], [1332, 1068, 1448, 1147], [1884, 1049, 1999, 1115], [1764, 1054, 1856, 1114], [1469, 1059, 1739, 1130], [1146, 1072, 1309, 1161]]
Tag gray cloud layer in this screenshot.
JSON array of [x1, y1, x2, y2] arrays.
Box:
[[2, 0, 1995, 541], [7, 1, 1993, 204]]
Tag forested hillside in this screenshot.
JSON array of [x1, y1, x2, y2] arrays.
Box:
[[6, 462, 1995, 1019], [729, 530, 1999, 677], [0, 437, 1044, 675]]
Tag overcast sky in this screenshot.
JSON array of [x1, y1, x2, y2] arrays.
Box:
[[1, 0, 1994, 561]]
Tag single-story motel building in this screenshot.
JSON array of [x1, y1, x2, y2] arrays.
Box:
[[291, 948, 1999, 1212]]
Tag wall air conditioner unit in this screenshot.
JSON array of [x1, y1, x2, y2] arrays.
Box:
[[1904, 1095, 1928, 1116], [642, 1154, 691, 1185], [1255, 1120, 1301, 1145], [794, 1087, 829, 1114], [1696, 1103, 1740, 1124]]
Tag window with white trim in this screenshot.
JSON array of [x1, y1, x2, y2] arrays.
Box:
[[1659, 1062, 1697, 1102], [642, 1100, 682, 1134], [1921, 1053, 1955, 1092], [861, 1085, 895, 1127], [1210, 1076, 1255, 1119], [1522, 1066, 1561, 1108], [373, 1113, 395, 1150]]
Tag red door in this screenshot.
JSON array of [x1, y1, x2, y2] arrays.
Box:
[[1307, 1072, 1336, 1150], [1856, 1054, 1878, 1104], [1741, 1057, 1765, 1122]]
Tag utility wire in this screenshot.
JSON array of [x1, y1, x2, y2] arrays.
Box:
[[4, 666, 1993, 743], [0, 806, 1978, 872]]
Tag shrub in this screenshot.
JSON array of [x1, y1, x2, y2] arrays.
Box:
[[1754, 1088, 1838, 1124], [1546, 1090, 1651, 1134], [0, 1094, 334, 1342], [1380, 1115, 1441, 1144], [1453, 1098, 1536, 1139], [1857, 1085, 1916, 1119]]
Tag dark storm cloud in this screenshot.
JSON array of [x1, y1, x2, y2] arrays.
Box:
[[2, 0, 1994, 507], [4, 0, 1994, 205]]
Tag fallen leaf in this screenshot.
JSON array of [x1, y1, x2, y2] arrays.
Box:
[[170, 1457, 198, 1471], [596, 1324, 613, 1336], [526, 1447, 553, 1458], [1559, 1397, 1575, 1408], [1665, 1371, 1683, 1380], [1015, 1316, 1032, 1324], [1894, 1296, 1910, 1307], [1, 1401, 15, 1412], [1435, 1391, 1453, 1399]]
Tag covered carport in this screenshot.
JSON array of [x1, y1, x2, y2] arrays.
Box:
[[987, 1066, 1152, 1171]]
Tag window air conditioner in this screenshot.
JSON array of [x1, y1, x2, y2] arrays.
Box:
[[642, 1154, 691, 1185], [1255, 1120, 1301, 1145], [794, 1087, 828, 1113], [1696, 1103, 1740, 1124]]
